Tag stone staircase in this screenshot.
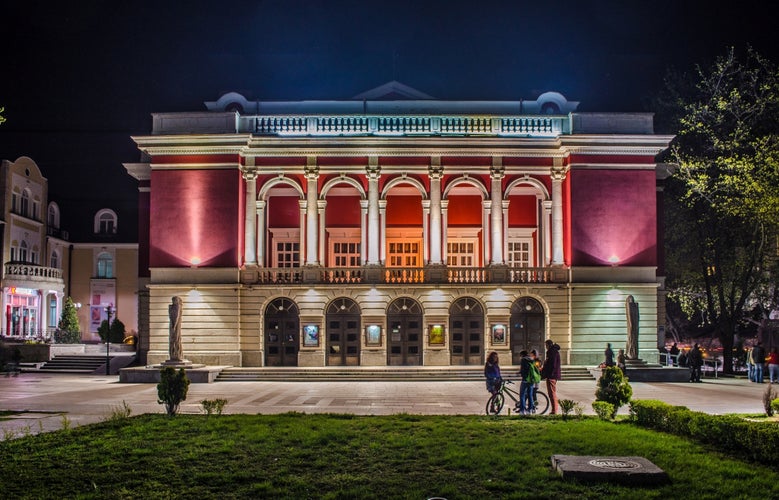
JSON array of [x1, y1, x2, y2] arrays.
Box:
[[36, 354, 137, 375], [216, 365, 595, 382]]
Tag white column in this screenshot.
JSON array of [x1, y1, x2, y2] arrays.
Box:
[[482, 200, 492, 266], [318, 200, 327, 266], [542, 200, 552, 266], [298, 200, 307, 265], [441, 200, 449, 263], [305, 160, 319, 266], [429, 160, 443, 265], [551, 165, 567, 266], [379, 200, 387, 265], [360, 200, 368, 265], [502, 200, 510, 265], [367, 160, 381, 265], [256, 200, 267, 267], [242, 168, 258, 266], [490, 164, 504, 265], [422, 201, 431, 264]]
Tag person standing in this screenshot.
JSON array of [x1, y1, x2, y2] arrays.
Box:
[[484, 351, 502, 395], [688, 343, 703, 383], [767, 347, 779, 384], [746, 346, 755, 382], [540, 339, 562, 415], [617, 348, 627, 374], [518, 350, 536, 415], [603, 343, 615, 367], [753, 342, 766, 383]]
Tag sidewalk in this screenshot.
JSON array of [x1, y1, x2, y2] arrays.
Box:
[[0, 372, 772, 439]]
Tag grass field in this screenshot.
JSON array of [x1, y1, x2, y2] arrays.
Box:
[[2, 413, 778, 499]]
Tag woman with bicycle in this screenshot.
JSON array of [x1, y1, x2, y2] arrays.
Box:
[[484, 351, 502, 395]]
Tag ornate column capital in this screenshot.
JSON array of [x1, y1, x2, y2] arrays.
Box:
[[429, 156, 443, 179], [367, 156, 381, 179], [241, 167, 258, 181], [550, 165, 569, 182], [490, 157, 505, 179]]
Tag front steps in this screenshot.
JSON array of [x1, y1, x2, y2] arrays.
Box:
[[216, 365, 595, 382], [36, 354, 136, 375]]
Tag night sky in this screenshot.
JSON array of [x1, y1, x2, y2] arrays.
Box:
[[1, 0, 777, 220]]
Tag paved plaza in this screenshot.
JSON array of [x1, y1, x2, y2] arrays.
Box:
[[0, 372, 772, 439]]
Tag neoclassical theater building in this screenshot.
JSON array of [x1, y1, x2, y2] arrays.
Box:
[[126, 82, 673, 368]]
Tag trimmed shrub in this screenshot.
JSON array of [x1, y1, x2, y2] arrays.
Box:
[[592, 401, 615, 421], [201, 398, 229, 416], [630, 399, 779, 466], [157, 367, 190, 416], [595, 366, 632, 417]]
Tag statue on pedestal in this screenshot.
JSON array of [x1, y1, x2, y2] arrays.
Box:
[[166, 296, 185, 365], [625, 295, 640, 360]]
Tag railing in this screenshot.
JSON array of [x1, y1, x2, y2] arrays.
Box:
[[4, 263, 63, 280], [251, 114, 565, 137], [248, 265, 564, 285]]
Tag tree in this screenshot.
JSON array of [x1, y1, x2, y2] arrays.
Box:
[[54, 297, 82, 344], [595, 366, 633, 418], [657, 47, 779, 373], [157, 367, 190, 416]]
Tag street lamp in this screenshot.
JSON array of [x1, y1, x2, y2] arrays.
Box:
[[105, 304, 113, 375]]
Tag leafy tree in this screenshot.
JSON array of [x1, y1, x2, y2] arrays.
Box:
[[97, 318, 126, 343], [55, 297, 81, 343], [656, 47, 779, 373]]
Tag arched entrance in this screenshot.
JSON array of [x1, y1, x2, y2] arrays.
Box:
[[510, 297, 545, 365], [326, 297, 361, 366], [387, 297, 423, 366], [264, 298, 300, 366], [449, 297, 484, 365]]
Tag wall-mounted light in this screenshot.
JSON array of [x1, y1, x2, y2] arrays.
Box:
[[190, 257, 201, 267], [608, 255, 620, 266]]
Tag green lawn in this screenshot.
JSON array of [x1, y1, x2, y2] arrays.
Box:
[[2, 413, 777, 499]]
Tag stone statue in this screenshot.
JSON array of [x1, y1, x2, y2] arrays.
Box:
[[625, 295, 639, 359], [168, 296, 183, 362]]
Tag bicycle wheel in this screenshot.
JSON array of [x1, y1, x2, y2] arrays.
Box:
[[486, 392, 505, 415], [534, 391, 550, 415]]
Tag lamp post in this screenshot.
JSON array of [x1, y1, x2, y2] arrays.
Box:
[[105, 304, 113, 375]]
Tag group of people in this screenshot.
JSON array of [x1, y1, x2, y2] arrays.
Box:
[[601, 343, 626, 373], [746, 343, 779, 384], [484, 339, 561, 415]]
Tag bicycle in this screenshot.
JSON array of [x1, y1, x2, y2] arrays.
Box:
[[485, 379, 549, 415]]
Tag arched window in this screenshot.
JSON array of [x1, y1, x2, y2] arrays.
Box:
[[97, 252, 113, 278], [94, 209, 118, 234], [50, 251, 59, 269], [21, 190, 30, 217], [20, 241, 28, 263], [48, 202, 60, 229]]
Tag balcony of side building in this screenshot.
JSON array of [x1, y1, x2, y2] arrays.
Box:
[[3, 262, 65, 286], [239, 264, 568, 286]]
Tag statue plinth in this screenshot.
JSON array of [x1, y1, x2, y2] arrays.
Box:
[[161, 359, 194, 367]]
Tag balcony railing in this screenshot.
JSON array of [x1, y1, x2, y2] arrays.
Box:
[[4, 263, 63, 280], [249, 114, 565, 138], [244, 266, 565, 285]]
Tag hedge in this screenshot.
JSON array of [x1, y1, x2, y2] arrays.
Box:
[[629, 399, 779, 466]]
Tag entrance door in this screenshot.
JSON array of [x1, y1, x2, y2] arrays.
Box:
[[326, 298, 361, 366], [387, 297, 423, 366], [265, 298, 299, 366], [510, 297, 545, 365], [449, 297, 484, 365]]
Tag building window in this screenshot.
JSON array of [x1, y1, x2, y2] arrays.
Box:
[[333, 242, 360, 267], [507, 239, 534, 267], [387, 241, 421, 267], [94, 209, 118, 234], [20, 241, 28, 263], [12, 192, 18, 213], [21, 190, 30, 217], [32, 201, 39, 221], [447, 241, 476, 267], [48, 203, 60, 228], [50, 251, 59, 269], [97, 252, 113, 278], [48, 295, 58, 328], [30, 251, 38, 265], [269, 229, 300, 268]]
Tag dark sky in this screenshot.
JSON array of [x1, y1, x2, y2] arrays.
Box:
[[1, 0, 777, 214]]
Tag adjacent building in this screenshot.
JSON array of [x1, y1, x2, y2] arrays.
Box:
[[127, 82, 673, 367], [1, 156, 138, 341]]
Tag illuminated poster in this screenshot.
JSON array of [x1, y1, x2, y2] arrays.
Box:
[[429, 324, 444, 345]]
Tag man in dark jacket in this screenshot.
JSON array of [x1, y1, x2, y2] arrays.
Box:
[[540, 339, 562, 414]]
